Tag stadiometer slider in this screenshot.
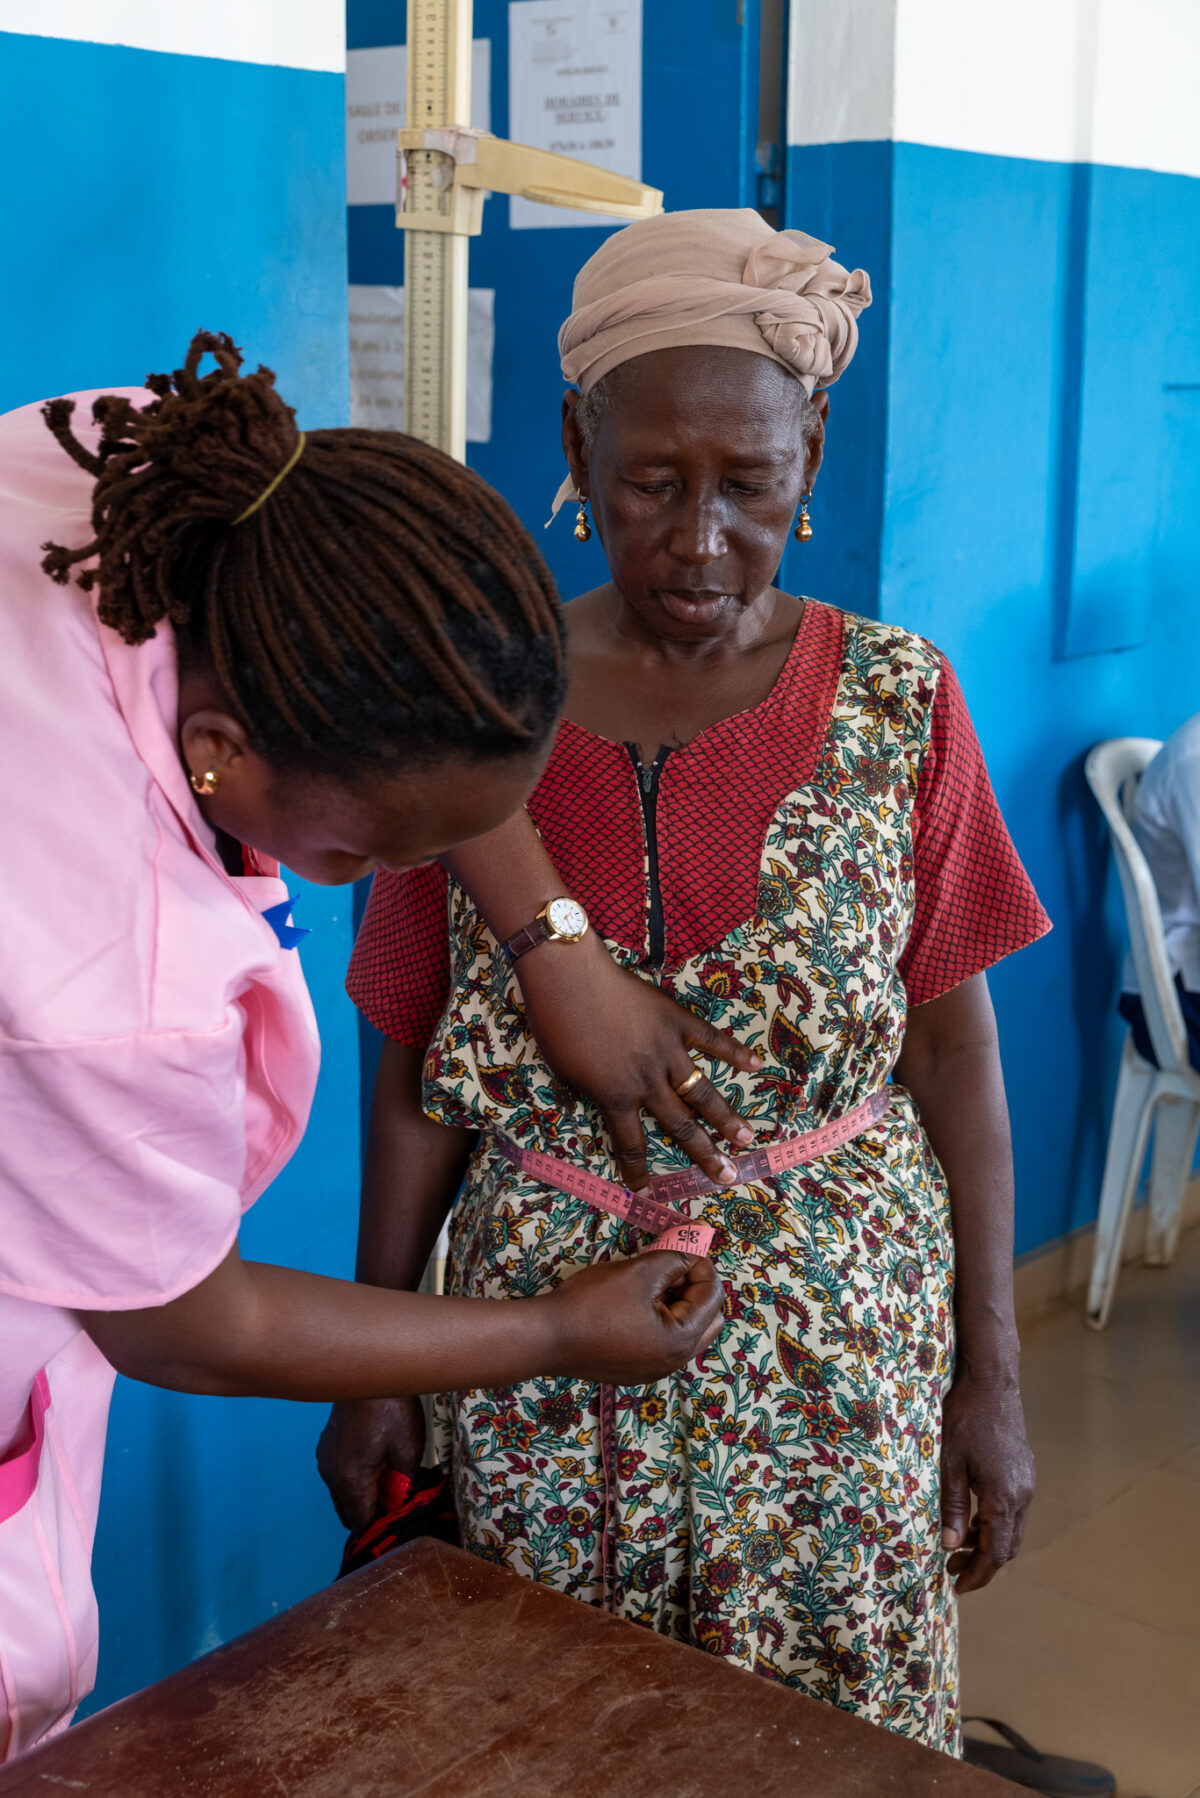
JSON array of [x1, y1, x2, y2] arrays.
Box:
[[398, 0, 663, 462]]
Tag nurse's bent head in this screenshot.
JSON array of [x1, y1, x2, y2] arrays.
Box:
[[41, 332, 564, 883]]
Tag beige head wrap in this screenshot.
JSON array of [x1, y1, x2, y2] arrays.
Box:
[[551, 207, 871, 519]]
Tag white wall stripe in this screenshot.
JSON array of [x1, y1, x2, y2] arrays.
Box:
[[1086, 2, 1200, 182], [788, 0, 1200, 182], [0, 0, 345, 72], [893, 0, 1094, 166], [787, 0, 895, 150]]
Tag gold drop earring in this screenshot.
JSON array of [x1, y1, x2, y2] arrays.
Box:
[[574, 498, 592, 542], [794, 493, 813, 543]]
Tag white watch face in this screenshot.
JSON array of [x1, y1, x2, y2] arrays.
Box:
[[546, 897, 587, 939]]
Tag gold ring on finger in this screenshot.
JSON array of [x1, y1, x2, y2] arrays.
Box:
[[674, 1066, 705, 1098]]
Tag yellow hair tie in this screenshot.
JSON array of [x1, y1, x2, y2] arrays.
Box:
[[233, 432, 307, 525]]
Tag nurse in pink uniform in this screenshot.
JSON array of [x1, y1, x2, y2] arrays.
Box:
[[0, 334, 725, 1759]]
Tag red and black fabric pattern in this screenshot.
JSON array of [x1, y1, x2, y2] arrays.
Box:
[[900, 656, 1048, 1005], [347, 601, 1049, 1047], [346, 861, 450, 1047]]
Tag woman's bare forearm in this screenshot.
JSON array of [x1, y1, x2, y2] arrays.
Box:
[[894, 973, 1020, 1374], [898, 972, 1034, 1585], [356, 1039, 475, 1291]]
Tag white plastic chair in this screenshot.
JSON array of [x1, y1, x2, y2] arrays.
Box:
[[1084, 737, 1200, 1328]]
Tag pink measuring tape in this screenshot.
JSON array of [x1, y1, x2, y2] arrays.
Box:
[[497, 1086, 890, 1259], [497, 1141, 715, 1254], [497, 1085, 892, 1610]]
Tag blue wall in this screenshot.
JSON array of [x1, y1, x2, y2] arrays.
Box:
[[788, 139, 1200, 1256], [776, 141, 894, 620], [0, 29, 359, 1711]]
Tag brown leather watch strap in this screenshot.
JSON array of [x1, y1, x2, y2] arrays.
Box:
[[500, 915, 552, 965]]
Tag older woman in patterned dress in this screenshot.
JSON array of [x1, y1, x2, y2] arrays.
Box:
[[321, 210, 1049, 1754]]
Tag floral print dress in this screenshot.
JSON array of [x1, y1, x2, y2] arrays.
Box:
[[347, 602, 1049, 1755]]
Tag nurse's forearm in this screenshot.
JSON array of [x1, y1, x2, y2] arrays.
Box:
[[441, 804, 564, 939], [78, 1247, 559, 1397], [76, 1239, 723, 1398]]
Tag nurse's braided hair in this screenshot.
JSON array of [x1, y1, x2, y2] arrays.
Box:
[[39, 331, 565, 778]]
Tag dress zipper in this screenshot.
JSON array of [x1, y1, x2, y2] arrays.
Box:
[[626, 744, 671, 970]]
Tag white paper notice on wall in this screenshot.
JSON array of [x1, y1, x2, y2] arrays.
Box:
[[508, 0, 642, 229], [349, 286, 496, 443], [346, 41, 492, 206]]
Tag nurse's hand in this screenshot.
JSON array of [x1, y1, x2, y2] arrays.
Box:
[[78, 1244, 722, 1408], [317, 1254, 723, 1529], [317, 1394, 426, 1534], [547, 1250, 724, 1383]]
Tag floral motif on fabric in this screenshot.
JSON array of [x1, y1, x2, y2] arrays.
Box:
[[426, 616, 960, 1753]]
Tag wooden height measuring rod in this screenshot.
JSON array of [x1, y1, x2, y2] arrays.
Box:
[[399, 0, 662, 461]]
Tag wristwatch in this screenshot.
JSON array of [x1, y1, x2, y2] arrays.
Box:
[[500, 896, 590, 964]]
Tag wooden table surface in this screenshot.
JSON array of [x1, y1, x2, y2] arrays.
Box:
[[0, 1540, 1018, 1796]]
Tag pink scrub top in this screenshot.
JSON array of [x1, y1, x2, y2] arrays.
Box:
[[0, 392, 320, 1759]]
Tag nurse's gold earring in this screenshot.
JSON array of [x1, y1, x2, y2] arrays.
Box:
[[189, 768, 220, 796], [574, 499, 592, 542], [795, 493, 813, 543]]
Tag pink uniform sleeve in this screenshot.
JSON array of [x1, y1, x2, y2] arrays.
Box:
[[0, 386, 318, 1317], [0, 1021, 250, 1311], [899, 657, 1051, 1007], [345, 864, 453, 1049]]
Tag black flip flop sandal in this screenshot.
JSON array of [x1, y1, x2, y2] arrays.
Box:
[[961, 1718, 1115, 1797]]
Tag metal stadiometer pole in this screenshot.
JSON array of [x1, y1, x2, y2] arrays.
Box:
[[402, 0, 473, 461], [398, 0, 664, 465]]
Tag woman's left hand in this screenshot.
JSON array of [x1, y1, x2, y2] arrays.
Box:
[[939, 1369, 1035, 1593]]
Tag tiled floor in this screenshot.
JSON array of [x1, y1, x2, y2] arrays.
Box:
[[959, 1227, 1200, 1798]]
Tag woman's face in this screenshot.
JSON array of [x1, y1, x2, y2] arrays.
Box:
[[177, 708, 551, 885], [562, 345, 826, 643]]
